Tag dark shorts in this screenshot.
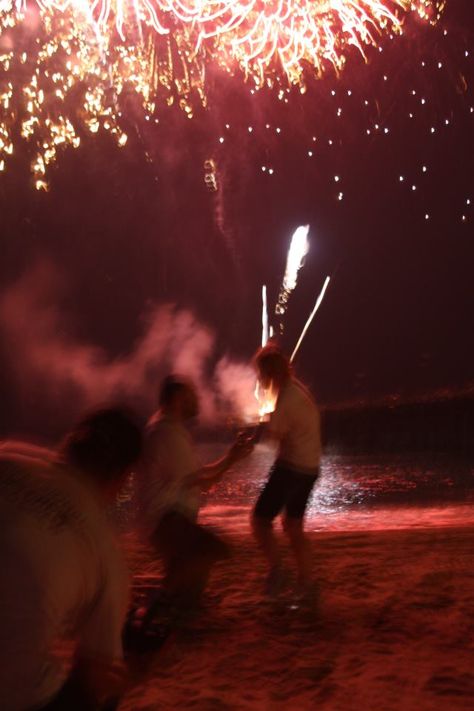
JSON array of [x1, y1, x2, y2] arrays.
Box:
[[253, 463, 319, 521]]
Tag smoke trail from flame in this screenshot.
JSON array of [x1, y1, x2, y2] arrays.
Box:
[[290, 275, 331, 363]]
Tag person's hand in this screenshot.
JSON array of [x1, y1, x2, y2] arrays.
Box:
[[227, 435, 254, 463]]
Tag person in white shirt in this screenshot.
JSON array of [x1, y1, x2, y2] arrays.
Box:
[[0, 407, 142, 711], [251, 345, 321, 595], [137, 375, 251, 615]]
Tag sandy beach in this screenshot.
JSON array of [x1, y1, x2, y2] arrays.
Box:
[[120, 517, 474, 710]]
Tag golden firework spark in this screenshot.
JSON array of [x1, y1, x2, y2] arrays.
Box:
[[0, 1, 444, 186]]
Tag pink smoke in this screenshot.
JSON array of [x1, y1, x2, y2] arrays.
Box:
[[0, 262, 259, 428]]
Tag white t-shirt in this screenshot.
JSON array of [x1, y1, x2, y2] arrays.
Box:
[[268, 378, 321, 473], [137, 414, 201, 531], [0, 443, 129, 711]]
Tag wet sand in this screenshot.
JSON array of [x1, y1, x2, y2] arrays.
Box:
[[121, 521, 474, 710]]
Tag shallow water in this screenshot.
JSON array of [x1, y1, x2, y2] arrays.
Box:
[[118, 443, 474, 533], [201, 443, 474, 532]]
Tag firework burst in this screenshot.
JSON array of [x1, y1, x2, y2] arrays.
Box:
[[0, 0, 444, 185]]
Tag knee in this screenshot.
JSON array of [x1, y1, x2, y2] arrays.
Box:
[[283, 516, 304, 541], [251, 513, 273, 536]]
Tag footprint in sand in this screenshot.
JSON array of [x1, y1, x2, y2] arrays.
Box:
[[424, 670, 474, 697]]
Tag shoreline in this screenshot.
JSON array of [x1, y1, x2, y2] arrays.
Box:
[[200, 500, 474, 536]]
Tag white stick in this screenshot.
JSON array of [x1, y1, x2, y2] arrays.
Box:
[[290, 276, 331, 362], [261, 284, 269, 347]]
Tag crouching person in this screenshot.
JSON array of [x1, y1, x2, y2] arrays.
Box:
[[136, 375, 252, 620]]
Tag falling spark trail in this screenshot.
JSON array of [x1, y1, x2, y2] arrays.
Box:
[[0, 1, 443, 185], [290, 275, 331, 363], [275, 224, 310, 332], [261, 284, 269, 347], [282, 225, 310, 293]]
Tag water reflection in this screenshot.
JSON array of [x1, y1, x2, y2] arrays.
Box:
[[117, 443, 474, 531], [200, 443, 474, 514]]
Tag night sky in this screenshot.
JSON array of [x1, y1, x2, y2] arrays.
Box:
[[0, 0, 473, 438]]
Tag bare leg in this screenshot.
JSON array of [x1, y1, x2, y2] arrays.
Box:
[[283, 516, 311, 585], [251, 515, 281, 570]]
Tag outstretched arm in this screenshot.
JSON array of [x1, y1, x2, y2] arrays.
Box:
[[186, 437, 254, 491]]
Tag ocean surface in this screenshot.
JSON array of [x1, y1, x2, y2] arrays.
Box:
[[118, 442, 474, 533]]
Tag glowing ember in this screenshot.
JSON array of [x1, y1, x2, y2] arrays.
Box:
[[0, 0, 444, 185]]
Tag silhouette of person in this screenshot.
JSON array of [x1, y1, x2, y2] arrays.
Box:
[[136, 375, 251, 618], [251, 345, 321, 596], [0, 407, 142, 711]]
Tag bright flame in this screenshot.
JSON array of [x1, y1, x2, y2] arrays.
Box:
[[254, 380, 278, 420], [275, 224, 310, 329], [0, 1, 444, 184], [283, 225, 309, 291], [290, 275, 331, 362], [283, 225, 310, 293]]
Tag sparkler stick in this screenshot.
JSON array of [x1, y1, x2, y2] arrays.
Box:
[[261, 284, 269, 347], [290, 275, 331, 363]]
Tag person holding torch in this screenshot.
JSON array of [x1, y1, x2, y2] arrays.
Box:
[[251, 344, 321, 598]]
